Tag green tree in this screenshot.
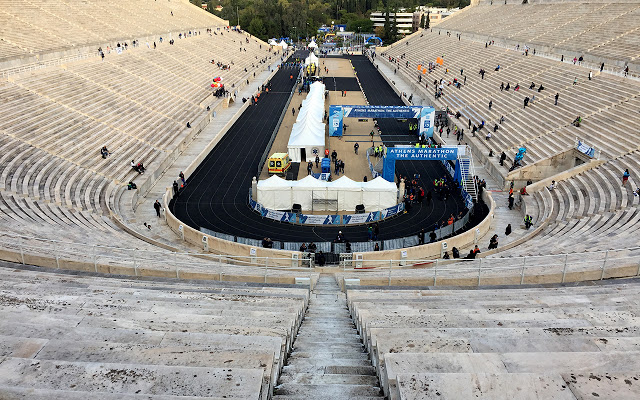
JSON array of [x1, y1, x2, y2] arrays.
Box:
[[249, 17, 266, 36], [425, 11, 430, 29]]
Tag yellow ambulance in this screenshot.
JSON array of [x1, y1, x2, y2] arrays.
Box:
[[268, 153, 291, 175]]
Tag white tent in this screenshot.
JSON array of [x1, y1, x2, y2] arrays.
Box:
[[256, 175, 292, 210], [287, 82, 326, 163], [291, 175, 327, 210], [361, 176, 398, 211], [279, 40, 288, 50], [304, 52, 319, 67], [327, 176, 362, 211], [268, 38, 278, 46], [308, 40, 317, 49], [256, 175, 399, 212]]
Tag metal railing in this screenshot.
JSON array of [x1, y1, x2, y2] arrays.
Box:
[[339, 247, 640, 286], [2, 232, 639, 286], [0, 233, 312, 279]]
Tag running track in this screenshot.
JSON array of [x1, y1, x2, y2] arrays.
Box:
[[171, 55, 468, 243]]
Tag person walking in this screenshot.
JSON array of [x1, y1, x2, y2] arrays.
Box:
[[588, 71, 592, 81], [488, 100, 493, 110], [554, 93, 559, 106], [623, 169, 630, 185], [153, 200, 162, 217], [354, 142, 359, 154]]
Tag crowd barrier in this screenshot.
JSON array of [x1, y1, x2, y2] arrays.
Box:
[[338, 246, 640, 288], [248, 193, 405, 226], [201, 207, 471, 253]]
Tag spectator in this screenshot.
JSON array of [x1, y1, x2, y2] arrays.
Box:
[[554, 93, 559, 106], [127, 181, 137, 190], [429, 231, 437, 243], [418, 228, 425, 245], [452, 247, 460, 258], [100, 146, 111, 159], [153, 200, 162, 217], [488, 234, 499, 249], [172, 180, 180, 197], [524, 214, 533, 229], [505, 223, 512, 236], [623, 169, 630, 185], [374, 243, 380, 251], [548, 180, 556, 191]]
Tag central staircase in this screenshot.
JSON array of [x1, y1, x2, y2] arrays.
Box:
[[273, 275, 385, 399]]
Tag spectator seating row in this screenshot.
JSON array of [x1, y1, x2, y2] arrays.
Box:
[[382, 31, 640, 165], [435, 2, 640, 65], [347, 283, 640, 399], [0, 265, 308, 399], [0, 0, 228, 60]]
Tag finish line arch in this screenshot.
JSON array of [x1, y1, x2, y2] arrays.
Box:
[[382, 147, 459, 182], [329, 105, 435, 138]]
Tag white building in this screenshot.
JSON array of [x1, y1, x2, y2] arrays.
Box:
[[370, 11, 416, 35]]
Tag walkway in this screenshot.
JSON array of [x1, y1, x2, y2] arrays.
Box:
[[127, 58, 283, 248], [273, 275, 384, 399]]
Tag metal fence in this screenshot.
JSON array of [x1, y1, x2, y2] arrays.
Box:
[[2, 232, 639, 286], [199, 208, 470, 254], [339, 247, 640, 286]]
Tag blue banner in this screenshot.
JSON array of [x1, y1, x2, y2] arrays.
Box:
[[383, 147, 458, 181], [387, 147, 457, 160], [299, 214, 340, 225], [342, 212, 380, 224], [342, 105, 423, 119], [329, 105, 434, 137], [577, 140, 595, 158], [329, 105, 343, 137]]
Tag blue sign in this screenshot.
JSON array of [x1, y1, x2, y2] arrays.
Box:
[[342, 212, 379, 224], [329, 105, 434, 137], [383, 147, 458, 181], [577, 141, 595, 158], [299, 214, 340, 225]]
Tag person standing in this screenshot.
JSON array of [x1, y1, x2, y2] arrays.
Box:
[[623, 169, 630, 185], [488, 100, 493, 110], [554, 93, 559, 106], [153, 200, 162, 217], [505, 223, 512, 236], [315, 154, 320, 168], [307, 161, 313, 175], [354, 142, 359, 154]]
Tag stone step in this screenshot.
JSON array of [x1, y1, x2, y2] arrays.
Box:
[[0, 385, 226, 400], [273, 396, 383, 400], [291, 341, 364, 350], [277, 373, 379, 386], [0, 358, 263, 398], [284, 357, 372, 368], [274, 383, 382, 397], [285, 351, 369, 360]]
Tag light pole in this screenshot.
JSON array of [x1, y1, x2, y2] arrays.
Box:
[[292, 26, 297, 47]]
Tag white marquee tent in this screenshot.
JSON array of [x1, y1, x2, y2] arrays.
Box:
[[304, 52, 319, 67], [268, 39, 278, 46], [291, 175, 327, 210], [256, 175, 292, 210], [256, 175, 398, 212], [287, 82, 326, 163], [361, 177, 399, 211], [308, 40, 317, 49], [278, 40, 288, 50]]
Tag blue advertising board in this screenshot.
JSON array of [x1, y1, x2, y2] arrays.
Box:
[[382, 147, 458, 182], [329, 105, 434, 137]]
